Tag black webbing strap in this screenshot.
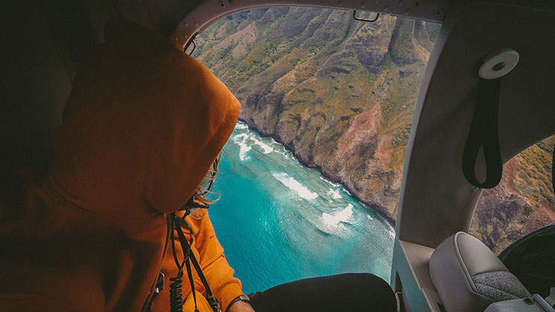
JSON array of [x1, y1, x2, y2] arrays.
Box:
[[174, 216, 222, 312], [463, 78, 503, 188]]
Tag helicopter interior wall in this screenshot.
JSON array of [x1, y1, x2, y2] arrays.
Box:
[[392, 3, 555, 311], [396, 2, 555, 248], [1, 1, 74, 192]]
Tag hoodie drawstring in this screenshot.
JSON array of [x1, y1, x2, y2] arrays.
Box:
[[169, 212, 222, 312]]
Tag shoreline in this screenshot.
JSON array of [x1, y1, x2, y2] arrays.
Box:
[[237, 118, 397, 229]]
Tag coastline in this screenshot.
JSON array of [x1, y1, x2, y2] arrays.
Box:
[[238, 118, 397, 229]]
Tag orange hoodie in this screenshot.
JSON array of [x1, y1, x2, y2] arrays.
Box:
[[0, 20, 243, 312]]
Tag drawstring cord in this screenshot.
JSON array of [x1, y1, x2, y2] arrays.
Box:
[[145, 156, 222, 312], [169, 214, 189, 312], [169, 212, 222, 312]]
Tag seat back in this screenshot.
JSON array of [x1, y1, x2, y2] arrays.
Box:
[[429, 232, 530, 312]]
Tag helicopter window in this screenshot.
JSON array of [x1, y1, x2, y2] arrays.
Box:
[[191, 7, 440, 292], [470, 135, 555, 254]]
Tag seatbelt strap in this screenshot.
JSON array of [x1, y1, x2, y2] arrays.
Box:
[[462, 78, 503, 188]]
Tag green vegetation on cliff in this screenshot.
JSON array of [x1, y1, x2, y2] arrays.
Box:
[[195, 7, 554, 252]]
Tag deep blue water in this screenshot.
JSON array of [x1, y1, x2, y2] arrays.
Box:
[[208, 121, 394, 294]]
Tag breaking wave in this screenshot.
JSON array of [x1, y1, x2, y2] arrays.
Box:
[[322, 204, 353, 227], [327, 189, 342, 200], [232, 133, 252, 161], [231, 124, 278, 160], [272, 172, 318, 200], [235, 122, 249, 130]]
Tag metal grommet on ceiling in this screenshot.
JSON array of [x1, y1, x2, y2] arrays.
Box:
[[353, 10, 380, 22], [478, 48, 520, 80]]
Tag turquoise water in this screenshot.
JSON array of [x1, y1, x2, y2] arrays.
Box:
[[208, 121, 394, 294]]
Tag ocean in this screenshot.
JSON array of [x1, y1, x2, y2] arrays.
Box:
[[208, 121, 394, 294]]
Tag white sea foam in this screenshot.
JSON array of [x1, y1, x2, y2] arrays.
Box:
[[276, 146, 291, 159], [322, 204, 353, 227], [250, 136, 274, 154], [326, 189, 342, 200], [272, 172, 318, 200], [235, 122, 248, 130], [231, 129, 276, 160], [319, 176, 340, 187], [232, 133, 252, 161]]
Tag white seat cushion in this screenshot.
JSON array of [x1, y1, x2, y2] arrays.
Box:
[[429, 232, 530, 312]]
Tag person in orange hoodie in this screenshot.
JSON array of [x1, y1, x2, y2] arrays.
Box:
[[0, 18, 396, 312], [0, 18, 250, 312]]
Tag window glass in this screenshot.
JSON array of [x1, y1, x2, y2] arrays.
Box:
[[194, 7, 440, 292], [471, 135, 555, 254]]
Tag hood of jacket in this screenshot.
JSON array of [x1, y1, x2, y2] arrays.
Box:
[[53, 20, 241, 233]]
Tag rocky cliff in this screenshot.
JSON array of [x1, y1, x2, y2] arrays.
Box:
[[194, 8, 438, 221], [194, 7, 554, 252]]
